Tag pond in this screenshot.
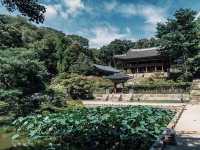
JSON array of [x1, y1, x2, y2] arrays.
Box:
[[12, 106, 175, 150], [0, 126, 28, 150], [0, 127, 14, 150], [0, 115, 27, 150], [0, 106, 175, 150]]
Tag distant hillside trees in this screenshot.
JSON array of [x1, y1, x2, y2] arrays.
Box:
[[0, 15, 96, 76], [0, 23, 23, 48]]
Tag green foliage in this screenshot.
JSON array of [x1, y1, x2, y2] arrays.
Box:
[[132, 38, 160, 49], [92, 76, 113, 89], [188, 54, 200, 78], [0, 48, 48, 115], [0, 101, 9, 115], [156, 8, 200, 79], [31, 36, 61, 76], [13, 106, 175, 150], [62, 44, 83, 72], [0, 89, 22, 104], [68, 53, 94, 75], [59, 43, 95, 75], [0, 24, 23, 48], [66, 100, 85, 109], [50, 73, 94, 100], [0, 15, 97, 77], [177, 72, 193, 81], [127, 82, 191, 94], [0, 56, 47, 96], [99, 39, 134, 66], [66, 35, 89, 48]]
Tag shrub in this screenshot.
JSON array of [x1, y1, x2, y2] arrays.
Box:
[[91, 76, 113, 89], [0, 101, 9, 115], [127, 82, 191, 94], [66, 100, 85, 109], [0, 56, 48, 116], [177, 72, 193, 82], [50, 73, 94, 100]]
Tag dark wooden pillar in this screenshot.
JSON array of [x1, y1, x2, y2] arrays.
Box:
[[113, 82, 117, 93]]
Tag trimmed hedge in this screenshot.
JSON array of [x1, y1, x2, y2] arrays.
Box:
[[127, 82, 191, 93]]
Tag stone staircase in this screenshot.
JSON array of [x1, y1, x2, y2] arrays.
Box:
[[95, 94, 133, 101], [109, 94, 121, 102], [95, 94, 109, 101], [190, 79, 200, 103]]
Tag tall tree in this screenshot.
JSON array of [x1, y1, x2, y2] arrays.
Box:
[[1, 0, 45, 23], [62, 43, 83, 72], [99, 39, 134, 66], [156, 8, 200, 78]]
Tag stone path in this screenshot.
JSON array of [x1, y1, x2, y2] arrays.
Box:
[[165, 80, 200, 149], [165, 104, 200, 150]]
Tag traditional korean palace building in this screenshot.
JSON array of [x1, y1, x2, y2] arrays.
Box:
[[114, 47, 170, 75]]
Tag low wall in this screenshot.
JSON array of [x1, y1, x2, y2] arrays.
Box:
[[128, 72, 168, 79], [95, 93, 190, 102]]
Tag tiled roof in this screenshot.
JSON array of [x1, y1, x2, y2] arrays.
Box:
[[94, 64, 120, 74], [105, 73, 131, 80], [114, 47, 161, 60]]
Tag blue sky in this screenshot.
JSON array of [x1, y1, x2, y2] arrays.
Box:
[[0, 0, 200, 48]]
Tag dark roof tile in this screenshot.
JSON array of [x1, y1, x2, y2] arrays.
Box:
[[105, 73, 131, 80], [94, 64, 120, 73], [114, 47, 161, 60]]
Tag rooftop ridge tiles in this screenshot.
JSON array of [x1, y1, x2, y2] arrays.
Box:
[[129, 47, 160, 52]]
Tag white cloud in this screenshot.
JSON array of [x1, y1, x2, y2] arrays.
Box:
[[126, 27, 131, 33], [139, 5, 166, 25], [61, 0, 92, 19], [195, 11, 200, 21], [104, 0, 118, 11], [64, 0, 85, 16], [104, 2, 166, 31], [117, 4, 166, 26], [44, 0, 86, 20], [0, 4, 11, 15], [45, 5, 58, 19], [117, 4, 137, 16], [89, 25, 135, 48]]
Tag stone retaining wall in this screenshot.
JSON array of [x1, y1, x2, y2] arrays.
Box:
[[95, 93, 190, 102]]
